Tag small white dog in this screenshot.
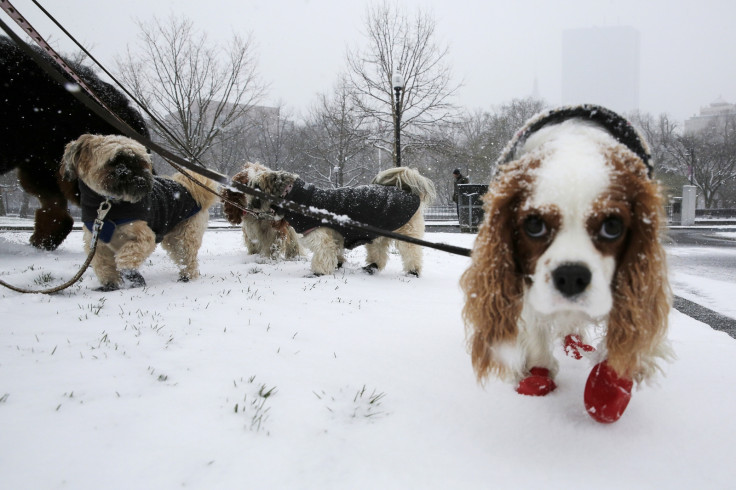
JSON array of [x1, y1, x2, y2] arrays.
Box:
[[235, 165, 436, 276], [61, 134, 218, 290], [460, 105, 671, 423]]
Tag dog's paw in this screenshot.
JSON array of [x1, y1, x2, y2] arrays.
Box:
[[584, 361, 633, 424], [121, 269, 146, 289], [95, 283, 119, 292], [178, 276, 190, 283], [363, 263, 379, 275], [516, 367, 557, 396], [407, 270, 420, 277]]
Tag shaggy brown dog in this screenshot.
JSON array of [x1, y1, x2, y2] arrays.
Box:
[[236, 165, 436, 276], [221, 162, 303, 261], [61, 134, 217, 290]]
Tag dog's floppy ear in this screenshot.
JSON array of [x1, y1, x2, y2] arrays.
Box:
[[605, 152, 671, 382], [460, 161, 529, 382], [60, 134, 94, 181], [221, 171, 250, 225]]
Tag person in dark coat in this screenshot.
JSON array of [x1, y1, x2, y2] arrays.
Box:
[[452, 168, 470, 215]]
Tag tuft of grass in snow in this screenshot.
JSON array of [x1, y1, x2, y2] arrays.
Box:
[[78, 297, 107, 320], [232, 376, 277, 434], [147, 366, 171, 384], [33, 271, 54, 286], [314, 384, 388, 421]]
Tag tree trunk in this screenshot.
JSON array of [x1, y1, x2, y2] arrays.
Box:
[[19, 193, 31, 218]]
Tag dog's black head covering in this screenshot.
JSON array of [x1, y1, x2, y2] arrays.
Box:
[[496, 104, 653, 178]]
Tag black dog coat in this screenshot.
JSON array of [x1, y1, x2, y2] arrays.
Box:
[[80, 177, 201, 243], [277, 178, 421, 249]]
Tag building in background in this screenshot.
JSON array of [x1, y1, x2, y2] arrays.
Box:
[[684, 97, 736, 134], [562, 26, 640, 114]]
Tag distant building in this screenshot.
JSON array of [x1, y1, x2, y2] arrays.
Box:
[[684, 97, 736, 134], [561, 26, 640, 114]]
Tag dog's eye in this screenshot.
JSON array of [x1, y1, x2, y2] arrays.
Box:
[[523, 216, 548, 238], [599, 217, 624, 240]]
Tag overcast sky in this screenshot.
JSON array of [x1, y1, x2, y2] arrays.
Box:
[[7, 0, 735, 122]]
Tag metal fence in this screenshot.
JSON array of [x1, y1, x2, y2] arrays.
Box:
[[423, 205, 457, 221]]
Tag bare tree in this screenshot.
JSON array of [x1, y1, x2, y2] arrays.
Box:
[[247, 104, 300, 171], [627, 111, 681, 173], [346, 1, 459, 166], [301, 79, 374, 187], [117, 15, 266, 167], [203, 113, 252, 176], [665, 116, 736, 208], [0, 173, 36, 217], [453, 97, 547, 184]]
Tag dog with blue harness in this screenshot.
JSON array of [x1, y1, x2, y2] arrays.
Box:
[[61, 134, 218, 290]]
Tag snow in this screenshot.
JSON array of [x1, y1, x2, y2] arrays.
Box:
[[673, 271, 736, 318], [1, 226, 736, 489], [668, 244, 736, 319], [714, 231, 736, 240]]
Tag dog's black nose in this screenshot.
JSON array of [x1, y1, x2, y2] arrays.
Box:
[[552, 264, 591, 297]]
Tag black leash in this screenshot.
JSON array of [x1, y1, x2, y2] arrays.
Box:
[[24, 0, 200, 162], [0, 2, 472, 259], [0, 201, 110, 294]]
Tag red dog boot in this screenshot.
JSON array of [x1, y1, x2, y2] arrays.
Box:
[[584, 361, 634, 423], [516, 367, 557, 396], [564, 334, 596, 360]]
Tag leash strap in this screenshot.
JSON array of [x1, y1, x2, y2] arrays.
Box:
[[0, 200, 111, 294], [0, 3, 472, 259]]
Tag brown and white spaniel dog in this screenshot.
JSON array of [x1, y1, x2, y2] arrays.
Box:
[[460, 105, 672, 423]]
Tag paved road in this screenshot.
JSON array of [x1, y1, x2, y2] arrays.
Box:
[[666, 228, 736, 283], [673, 296, 736, 339], [666, 227, 736, 248], [666, 228, 736, 338]]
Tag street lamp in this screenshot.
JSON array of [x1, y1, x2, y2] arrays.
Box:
[[392, 72, 404, 167]]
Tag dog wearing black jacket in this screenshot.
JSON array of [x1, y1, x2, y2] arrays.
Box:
[[61, 134, 217, 290], [235, 165, 436, 276], [0, 35, 148, 250]]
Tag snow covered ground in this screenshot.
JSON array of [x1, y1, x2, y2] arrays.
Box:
[[1, 226, 735, 489]]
